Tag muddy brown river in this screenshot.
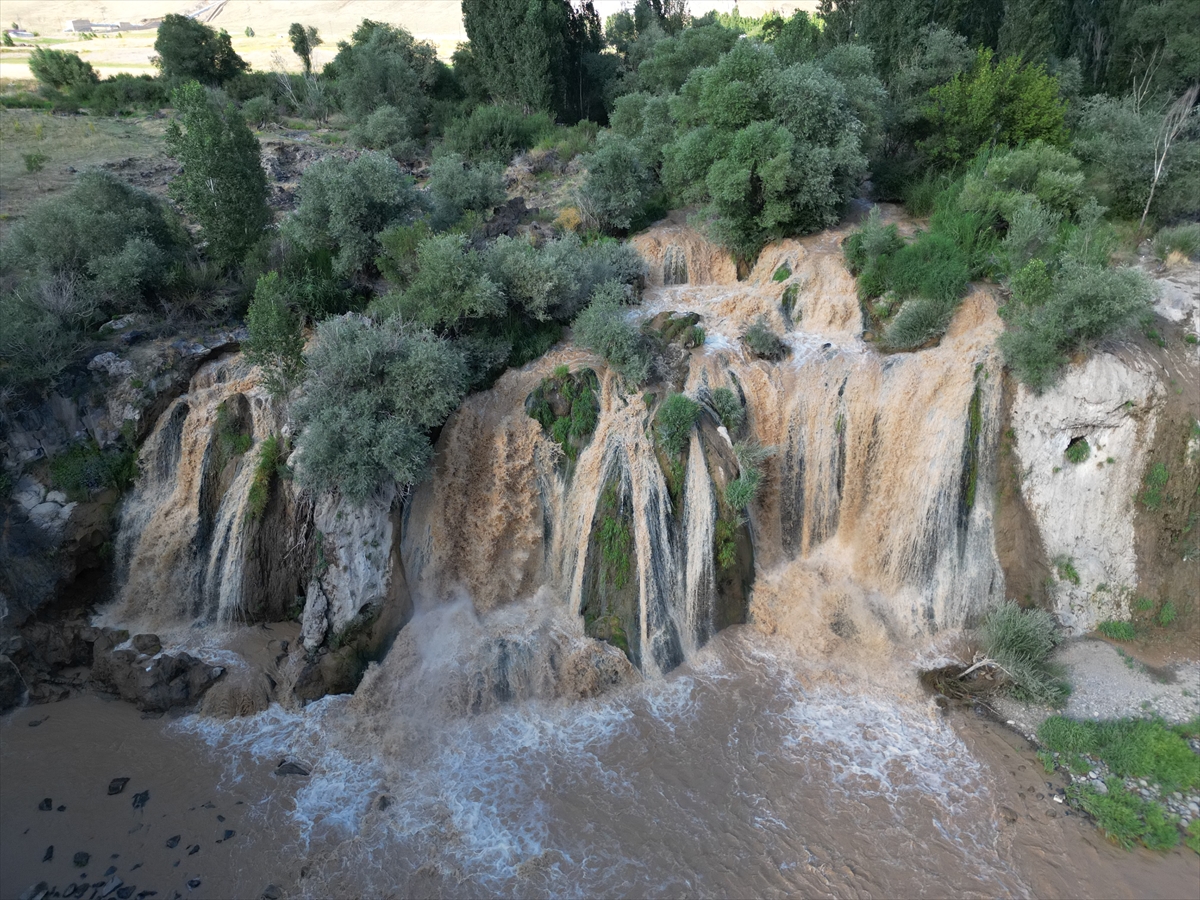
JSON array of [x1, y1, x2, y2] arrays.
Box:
[[3, 629, 1197, 899]]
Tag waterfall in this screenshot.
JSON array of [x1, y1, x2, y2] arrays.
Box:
[[108, 355, 279, 630], [403, 220, 1005, 673]]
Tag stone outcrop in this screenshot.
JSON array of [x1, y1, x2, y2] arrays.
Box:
[[1013, 352, 1163, 633]]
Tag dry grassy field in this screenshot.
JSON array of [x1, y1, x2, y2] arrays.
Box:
[[0, 1, 819, 82]]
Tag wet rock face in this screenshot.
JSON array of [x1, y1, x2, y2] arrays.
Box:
[[0, 654, 25, 710]]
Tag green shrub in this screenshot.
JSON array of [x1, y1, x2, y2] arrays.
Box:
[[444, 103, 554, 164], [1153, 224, 1200, 261], [726, 441, 771, 512], [1186, 819, 1200, 855], [246, 434, 285, 521], [372, 233, 502, 329], [428, 152, 505, 229], [714, 517, 738, 570], [844, 206, 904, 276], [349, 105, 420, 160], [240, 94, 277, 128], [49, 439, 137, 501], [1045, 716, 1200, 792], [580, 132, 656, 233], [656, 393, 701, 457], [742, 316, 788, 361], [2, 170, 187, 317], [710, 387, 744, 433], [888, 231, 971, 304], [1097, 620, 1137, 641], [1157, 601, 1177, 628], [978, 601, 1068, 705], [1001, 262, 1155, 392], [1065, 437, 1090, 464], [572, 282, 651, 384], [282, 151, 424, 279], [28, 48, 98, 90], [154, 13, 248, 85], [292, 316, 468, 502], [244, 272, 305, 398], [327, 19, 439, 121], [1140, 462, 1170, 510]]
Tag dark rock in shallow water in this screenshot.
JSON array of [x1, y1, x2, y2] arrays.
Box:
[[222, 829, 235, 840], [274, 761, 309, 777], [100, 877, 123, 897], [216, 814, 224, 822], [131, 790, 149, 809], [187, 844, 199, 855], [186, 879, 201, 890], [260, 885, 282, 900], [164, 835, 180, 849], [57, 805, 66, 811], [73, 851, 89, 867], [116, 886, 136, 899], [38, 798, 52, 810], [42, 845, 53, 862], [18, 882, 48, 900], [131, 634, 161, 656], [104, 866, 117, 876], [91, 632, 222, 713], [108, 777, 130, 795]]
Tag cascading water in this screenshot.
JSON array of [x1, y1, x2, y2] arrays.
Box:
[[108, 354, 284, 630], [401, 218, 1005, 679]]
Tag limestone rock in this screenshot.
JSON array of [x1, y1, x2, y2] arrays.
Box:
[[1013, 352, 1163, 633]]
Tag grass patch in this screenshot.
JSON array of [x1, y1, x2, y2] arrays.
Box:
[[772, 263, 791, 282], [1097, 620, 1136, 641], [978, 601, 1069, 705], [527, 367, 600, 465], [1039, 715, 1200, 791], [656, 393, 700, 457], [1067, 779, 1179, 850], [1053, 555, 1081, 585], [246, 434, 286, 522], [1157, 601, 1177, 628], [710, 386, 744, 434], [1153, 223, 1200, 261], [1140, 462, 1169, 510], [1065, 436, 1090, 464], [714, 517, 738, 571]]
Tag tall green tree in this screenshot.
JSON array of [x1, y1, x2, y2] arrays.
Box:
[[245, 272, 305, 398], [165, 81, 269, 267], [921, 49, 1068, 168], [461, 0, 605, 121], [27, 47, 98, 90], [153, 14, 248, 85], [288, 23, 323, 76]]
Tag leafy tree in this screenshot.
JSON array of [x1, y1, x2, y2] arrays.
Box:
[[349, 105, 420, 160], [630, 23, 739, 95], [609, 91, 675, 171], [662, 41, 879, 259], [292, 316, 468, 502], [28, 47, 97, 90], [282, 151, 424, 279], [580, 132, 656, 232], [166, 81, 269, 267], [288, 23, 322, 76], [921, 49, 1067, 169], [245, 272, 305, 398], [154, 14, 248, 85], [1074, 93, 1200, 223], [327, 19, 440, 121], [462, 0, 605, 121]]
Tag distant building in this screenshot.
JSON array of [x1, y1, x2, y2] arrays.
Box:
[[63, 20, 92, 33]]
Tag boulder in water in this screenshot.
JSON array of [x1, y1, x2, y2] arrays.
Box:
[[131, 634, 161, 656], [274, 761, 309, 777], [107, 777, 129, 795]]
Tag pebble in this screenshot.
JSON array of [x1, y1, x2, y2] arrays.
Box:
[[37, 798, 52, 811], [186, 879, 201, 890], [116, 886, 136, 899], [108, 778, 130, 796], [104, 866, 117, 876], [131, 790, 150, 809], [42, 845, 53, 862], [74, 852, 89, 868], [187, 844, 199, 856], [165, 836, 180, 849]]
